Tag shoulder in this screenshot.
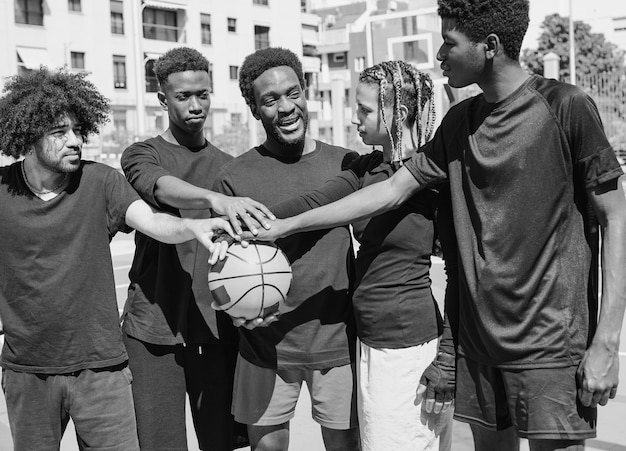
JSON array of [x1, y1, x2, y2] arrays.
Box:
[[215, 147, 261, 177], [205, 141, 234, 163], [345, 151, 384, 174], [528, 75, 592, 109]]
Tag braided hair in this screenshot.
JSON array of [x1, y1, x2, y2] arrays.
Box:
[[359, 61, 436, 164]]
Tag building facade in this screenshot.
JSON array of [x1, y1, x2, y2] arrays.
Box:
[[1, 0, 314, 163]]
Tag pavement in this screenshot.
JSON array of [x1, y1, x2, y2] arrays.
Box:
[[0, 232, 624, 450]]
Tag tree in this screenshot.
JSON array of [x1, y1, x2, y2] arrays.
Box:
[[521, 13, 625, 80]]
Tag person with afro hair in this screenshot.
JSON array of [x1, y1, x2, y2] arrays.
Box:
[[233, 1, 626, 450], [120, 46, 274, 451], [213, 47, 360, 451], [0, 67, 238, 451]]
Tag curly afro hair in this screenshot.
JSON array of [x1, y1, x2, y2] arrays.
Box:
[[238, 47, 305, 107], [438, 0, 529, 60], [0, 67, 110, 159], [153, 47, 209, 88]]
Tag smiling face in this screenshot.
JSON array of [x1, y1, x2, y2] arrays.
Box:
[[159, 70, 211, 135], [437, 17, 486, 88], [352, 81, 394, 150], [33, 113, 83, 173], [250, 66, 308, 148]]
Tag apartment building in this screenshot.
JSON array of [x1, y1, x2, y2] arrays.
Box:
[[0, 0, 316, 162]]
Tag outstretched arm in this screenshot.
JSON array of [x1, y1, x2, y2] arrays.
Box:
[[578, 176, 626, 407], [125, 200, 236, 264], [250, 165, 424, 241]]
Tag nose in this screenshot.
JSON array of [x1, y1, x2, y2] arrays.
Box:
[[189, 95, 202, 113], [277, 96, 295, 114], [436, 44, 446, 62], [351, 111, 359, 125], [65, 129, 83, 148]]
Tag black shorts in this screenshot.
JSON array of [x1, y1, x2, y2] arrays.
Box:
[[454, 355, 596, 440]]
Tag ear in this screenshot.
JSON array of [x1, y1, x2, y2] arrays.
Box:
[[249, 103, 260, 120], [157, 91, 168, 110], [484, 33, 500, 60], [397, 104, 409, 125]]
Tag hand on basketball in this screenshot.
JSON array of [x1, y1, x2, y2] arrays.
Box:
[[210, 193, 275, 236], [231, 313, 281, 330], [576, 342, 619, 407], [189, 217, 238, 265], [240, 218, 290, 243], [416, 352, 455, 414]]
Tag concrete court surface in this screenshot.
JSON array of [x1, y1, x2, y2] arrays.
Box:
[[0, 231, 624, 450]]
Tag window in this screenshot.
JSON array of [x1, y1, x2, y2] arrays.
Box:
[[113, 55, 126, 89], [71, 52, 85, 70], [354, 56, 365, 72], [229, 65, 239, 80], [201, 13, 211, 44], [227, 17, 236, 33], [143, 7, 178, 42], [614, 17, 626, 32], [253, 0, 268, 4], [254, 25, 270, 50], [145, 58, 159, 92], [231, 113, 241, 126], [110, 0, 124, 34], [68, 0, 81, 12], [333, 53, 345, 63], [208, 62, 214, 93], [15, 0, 43, 26], [16, 52, 32, 76], [113, 109, 127, 130]]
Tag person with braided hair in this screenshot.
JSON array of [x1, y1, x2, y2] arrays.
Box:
[[239, 0, 626, 449], [245, 60, 455, 451]]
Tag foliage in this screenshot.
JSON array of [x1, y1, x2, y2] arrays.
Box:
[[521, 13, 625, 80]]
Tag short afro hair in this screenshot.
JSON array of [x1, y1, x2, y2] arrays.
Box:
[[238, 47, 305, 107], [0, 67, 110, 159], [438, 0, 529, 60], [153, 47, 210, 88]]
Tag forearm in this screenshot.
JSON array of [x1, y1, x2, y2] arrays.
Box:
[[154, 175, 220, 210], [280, 166, 421, 235], [126, 200, 201, 244], [594, 211, 626, 350]]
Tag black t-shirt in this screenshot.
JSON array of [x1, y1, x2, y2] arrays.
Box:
[[405, 75, 623, 369], [0, 161, 139, 373], [121, 136, 237, 345]]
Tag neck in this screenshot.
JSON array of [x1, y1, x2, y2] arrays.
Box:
[[263, 135, 316, 159], [383, 125, 418, 162], [479, 62, 530, 104], [22, 157, 68, 193], [162, 125, 206, 148]]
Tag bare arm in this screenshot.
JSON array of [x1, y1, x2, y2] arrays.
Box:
[[155, 175, 274, 235], [578, 176, 626, 407], [125, 199, 236, 263], [251, 166, 423, 241]]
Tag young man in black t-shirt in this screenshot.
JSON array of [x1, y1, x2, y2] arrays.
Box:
[[121, 47, 273, 451]]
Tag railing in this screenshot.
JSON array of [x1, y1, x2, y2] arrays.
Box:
[[577, 72, 626, 154], [143, 23, 182, 42]]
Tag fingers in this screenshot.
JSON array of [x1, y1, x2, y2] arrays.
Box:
[[415, 383, 427, 405], [230, 314, 281, 330], [441, 399, 453, 412], [228, 211, 245, 236]]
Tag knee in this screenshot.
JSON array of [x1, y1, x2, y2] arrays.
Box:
[[321, 427, 361, 451]]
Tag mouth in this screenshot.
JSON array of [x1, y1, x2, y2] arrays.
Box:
[[277, 116, 301, 132], [440, 63, 450, 74], [187, 116, 205, 123]]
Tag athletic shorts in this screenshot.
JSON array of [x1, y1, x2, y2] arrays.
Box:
[[357, 339, 453, 451], [454, 355, 597, 440], [231, 354, 357, 429]]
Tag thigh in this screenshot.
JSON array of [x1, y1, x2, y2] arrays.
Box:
[[501, 366, 596, 441], [454, 355, 512, 431], [184, 343, 249, 450], [123, 333, 187, 450], [2, 369, 69, 451], [232, 354, 302, 426], [358, 340, 451, 451], [305, 363, 357, 431], [69, 365, 139, 451]]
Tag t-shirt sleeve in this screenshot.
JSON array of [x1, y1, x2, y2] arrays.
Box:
[[566, 92, 623, 189], [121, 141, 170, 207], [270, 161, 363, 219], [103, 166, 142, 236], [404, 122, 449, 188]]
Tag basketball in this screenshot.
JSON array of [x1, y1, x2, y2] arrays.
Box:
[[208, 242, 292, 320]]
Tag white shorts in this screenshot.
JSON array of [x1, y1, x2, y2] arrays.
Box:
[[357, 339, 453, 451]]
